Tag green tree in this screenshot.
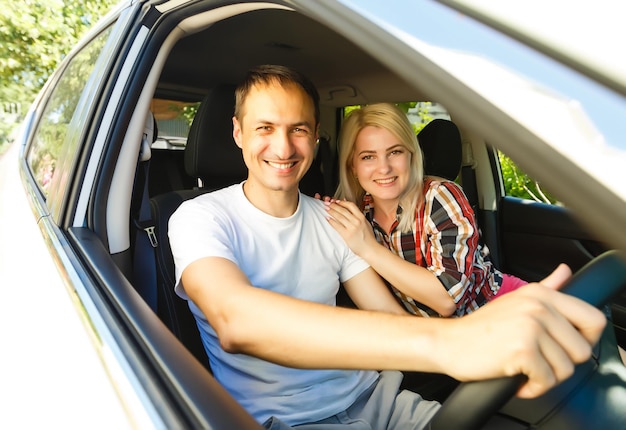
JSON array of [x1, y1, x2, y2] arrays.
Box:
[[0, 0, 117, 152], [498, 151, 558, 204]]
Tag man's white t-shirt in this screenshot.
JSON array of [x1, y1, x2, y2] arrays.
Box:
[[169, 183, 378, 426]]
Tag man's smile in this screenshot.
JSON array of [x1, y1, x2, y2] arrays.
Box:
[[267, 161, 297, 170]]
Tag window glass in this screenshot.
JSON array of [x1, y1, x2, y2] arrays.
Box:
[[26, 26, 113, 197], [405, 102, 451, 133], [343, 104, 559, 205], [150, 98, 200, 150], [497, 150, 559, 204]]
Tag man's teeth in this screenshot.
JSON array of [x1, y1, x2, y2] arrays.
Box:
[[375, 177, 395, 184], [268, 161, 295, 169]]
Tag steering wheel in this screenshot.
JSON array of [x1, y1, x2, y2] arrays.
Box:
[[427, 250, 626, 430]]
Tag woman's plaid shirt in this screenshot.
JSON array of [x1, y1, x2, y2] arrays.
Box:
[[363, 178, 503, 317]]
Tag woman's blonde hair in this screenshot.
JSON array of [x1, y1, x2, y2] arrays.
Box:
[[335, 103, 424, 232]]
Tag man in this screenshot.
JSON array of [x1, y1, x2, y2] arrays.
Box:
[[169, 65, 605, 429]]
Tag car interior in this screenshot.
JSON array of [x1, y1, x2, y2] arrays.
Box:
[[69, 2, 625, 427], [132, 12, 471, 371]]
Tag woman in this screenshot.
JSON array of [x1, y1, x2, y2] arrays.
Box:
[[325, 103, 526, 317]]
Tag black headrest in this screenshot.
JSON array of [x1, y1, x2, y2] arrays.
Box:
[[418, 119, 462, 181], [184, 84, 247, 188]]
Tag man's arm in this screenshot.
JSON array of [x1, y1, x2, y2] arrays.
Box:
[[440, 264, 606, 398], [183, 257, 605, 398]]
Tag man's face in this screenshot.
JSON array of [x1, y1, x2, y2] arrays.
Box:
[[233, 81, 318, 196]]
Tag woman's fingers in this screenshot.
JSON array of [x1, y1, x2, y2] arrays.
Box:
[[324, 201, 360, 227], [333, 199, 362, 216]]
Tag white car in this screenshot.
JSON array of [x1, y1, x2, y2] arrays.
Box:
[[5, 0, 626, 428]]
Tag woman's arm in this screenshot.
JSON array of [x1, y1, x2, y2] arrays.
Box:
[[325, 199, 456, 316], [423, 180, 481, 306], [342, 267, 408, 315]]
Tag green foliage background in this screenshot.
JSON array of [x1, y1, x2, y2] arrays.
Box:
[[498, 151, 557, 204], [0, 0, 117, 154]]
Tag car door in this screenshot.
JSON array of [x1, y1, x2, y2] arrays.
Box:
[[15, 4, 154, 426], [486, 148, 609, 281], [18, 0, 269, 427], [484, 147, 626, 346]]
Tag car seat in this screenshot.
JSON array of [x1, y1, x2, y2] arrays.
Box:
[[147, 83, 328, 369], [418, 118, 482, 212], [418, 118, 502, 269], [418, 118, 463, 181], [148, 84, 246, 370]]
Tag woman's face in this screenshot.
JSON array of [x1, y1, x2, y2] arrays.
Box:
[[351, 125, 411, 205]]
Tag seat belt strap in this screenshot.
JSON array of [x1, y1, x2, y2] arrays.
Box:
[[460, 136, 479, 212], [133, 139, 158, 311], [461, 165, 479, 212]]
